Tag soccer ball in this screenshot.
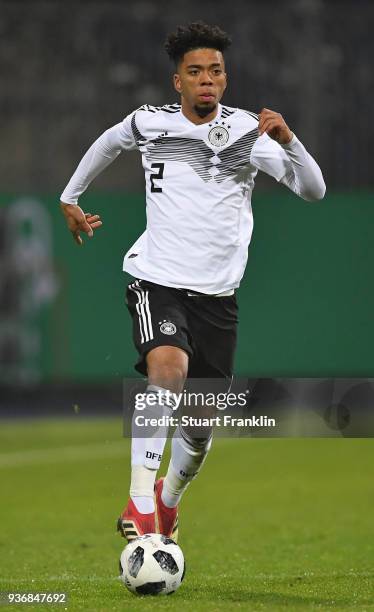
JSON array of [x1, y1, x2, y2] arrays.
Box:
[[119, 534, 186, 596]]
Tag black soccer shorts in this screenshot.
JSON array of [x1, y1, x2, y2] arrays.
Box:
[[125, 278, 238, 379]]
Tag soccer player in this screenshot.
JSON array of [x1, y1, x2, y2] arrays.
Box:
[[60, 22, 325, 542]]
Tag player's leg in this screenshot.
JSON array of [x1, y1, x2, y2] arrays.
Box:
[[118, 279, 191, 540], [130, 345, 188, 508], [119, 345, 188, 540], [157, 383, 214, 529], [158, 293, 238, 524], [155, 421, 212, 540]]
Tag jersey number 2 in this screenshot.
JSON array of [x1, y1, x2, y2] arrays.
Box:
[[150, 163, 164, 192]]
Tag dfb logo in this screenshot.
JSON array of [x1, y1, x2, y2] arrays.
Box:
[[179, 469, 198, 478], [146, 451, 162, 462]]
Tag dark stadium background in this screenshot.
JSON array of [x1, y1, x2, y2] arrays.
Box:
[[0, 0, 373, 414]]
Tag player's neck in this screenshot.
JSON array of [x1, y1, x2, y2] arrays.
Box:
[[181, 102, 219, 125]]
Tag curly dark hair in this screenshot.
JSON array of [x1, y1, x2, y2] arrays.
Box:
[[165, 21, 232, 65]]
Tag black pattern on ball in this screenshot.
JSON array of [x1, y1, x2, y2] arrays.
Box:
[[153, 550, 179, 575], [160, 535, 176, 545], [128, 545, 145, 578], [136, 580, 166, 595]]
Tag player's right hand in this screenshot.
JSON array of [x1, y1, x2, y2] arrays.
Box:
[[60, 202, 103, 246]]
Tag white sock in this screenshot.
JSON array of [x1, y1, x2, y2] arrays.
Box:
[[132, 495, 155, 514], [161, 426, 212, 508], [130, 465, 157, 513], [130, 385, 175, 513], [161, 465, 186, 508]]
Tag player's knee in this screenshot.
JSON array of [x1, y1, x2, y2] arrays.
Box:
[[147, 346, 188, 392], [150, 363, 187, 392]]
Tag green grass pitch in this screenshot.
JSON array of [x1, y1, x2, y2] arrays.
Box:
[[1, 418, 373, 611]]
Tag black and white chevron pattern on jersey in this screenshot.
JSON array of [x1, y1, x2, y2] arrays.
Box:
[[214, 127, 259, 183], [146, 136, 214, 182], [131, 113, 146, 146], [243, 110, 259, 121], [131, 106, 182, 145], [221, 105, 236, 118], [139, 103, 181, 114], [131, 102, 259, 181], [145, 127, 259, 184]]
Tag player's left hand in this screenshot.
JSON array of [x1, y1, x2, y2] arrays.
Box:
[[258, 108, 293, 145]]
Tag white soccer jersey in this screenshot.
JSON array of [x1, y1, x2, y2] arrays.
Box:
[[61, 102, 325, 294]]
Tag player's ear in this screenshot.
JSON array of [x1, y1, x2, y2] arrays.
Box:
[[173, 73, 182, 94]]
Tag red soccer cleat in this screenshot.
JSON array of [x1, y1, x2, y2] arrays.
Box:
[[154, 478, 179, 542], [117, 498, 155, 542]]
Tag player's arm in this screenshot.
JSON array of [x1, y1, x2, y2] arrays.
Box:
[[251, 108, 326, 202], [60, 117, 136, 245]]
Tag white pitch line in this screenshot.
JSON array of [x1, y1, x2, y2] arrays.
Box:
[[0, 441, 130, 468]]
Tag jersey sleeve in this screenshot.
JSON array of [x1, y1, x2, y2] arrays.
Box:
[[250, 132, 326, 201], [250, 132, 291, 181], [60, 111, 137, 205]]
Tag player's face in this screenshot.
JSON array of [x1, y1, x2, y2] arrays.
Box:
[[174, 48, 227, 119]]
